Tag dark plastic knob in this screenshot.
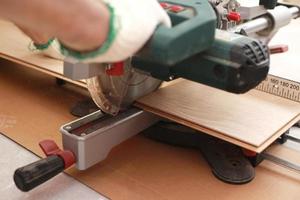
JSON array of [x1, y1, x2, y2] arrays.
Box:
[[260, 0, 277, 9], [14, 155, 64, 192]]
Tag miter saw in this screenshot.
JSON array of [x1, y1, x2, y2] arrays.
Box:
[[13, 0, 300, 191]]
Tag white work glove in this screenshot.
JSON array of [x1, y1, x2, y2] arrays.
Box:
[[37, 0, 171, 63], [42, 39, 65, 60]]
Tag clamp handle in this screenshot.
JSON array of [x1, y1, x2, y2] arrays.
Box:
[[14, 156, 65, 192], [138, 0, 217, 65], [13, 140, 75, 192]]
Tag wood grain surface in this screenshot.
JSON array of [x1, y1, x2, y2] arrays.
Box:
[[136, 80, 300, 152], [1, 61, 300, 200], [0, 20, 86, 88]]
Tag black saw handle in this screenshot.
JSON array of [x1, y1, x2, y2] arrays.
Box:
[[14, 155, 64, 192]]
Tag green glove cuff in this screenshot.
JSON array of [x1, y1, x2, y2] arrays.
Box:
[[59, 4, 118, 60], [29, 38, 54, 51]]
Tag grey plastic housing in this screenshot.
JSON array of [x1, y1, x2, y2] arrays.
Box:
[[60, 108, 160, 170]]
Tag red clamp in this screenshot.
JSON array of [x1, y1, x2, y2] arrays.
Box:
[[39, 140, 75, 169], [242, 149, 257, 157], [227, 12, 241, 22], [160, 2, 171, 9], [269, 44, 289, 54], [106, 61, 125, 76]]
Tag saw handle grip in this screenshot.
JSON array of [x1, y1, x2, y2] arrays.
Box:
[[14, 155, 64, 192], [138, 0, 216, 65]]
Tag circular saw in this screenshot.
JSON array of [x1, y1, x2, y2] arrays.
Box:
[[86, 60, 161, 115], [62, 0, 283, 115]]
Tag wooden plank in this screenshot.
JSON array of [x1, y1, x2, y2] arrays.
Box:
[[1, 61, 300, 200], [136, 80, 300, 152], [0, 20, 86, 88]]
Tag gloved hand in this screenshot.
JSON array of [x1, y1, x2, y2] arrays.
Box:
[[37, 0, 171, 63]]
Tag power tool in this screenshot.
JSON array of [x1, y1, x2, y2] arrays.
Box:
[[66, 0, 272, 115], [13, 0, 300, 192]]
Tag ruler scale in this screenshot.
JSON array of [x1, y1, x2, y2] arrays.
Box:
[[255, 74, 300, 103]]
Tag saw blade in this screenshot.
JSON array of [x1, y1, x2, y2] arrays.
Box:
[[86, 59, 162, 115]]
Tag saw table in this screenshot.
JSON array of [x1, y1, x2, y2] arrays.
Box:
[[1, 60, 300, 199]]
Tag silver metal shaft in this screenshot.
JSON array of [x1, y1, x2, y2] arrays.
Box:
[[235, 17, 269, 33], [290, 6, 300, 18], [262, 152, 300, 174], [286, 134, 300, 143], [233, 6, 300, 34], [261, 132, 300, 174]]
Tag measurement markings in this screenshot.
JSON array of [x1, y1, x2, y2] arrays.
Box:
[[255, 75, 300, 103]]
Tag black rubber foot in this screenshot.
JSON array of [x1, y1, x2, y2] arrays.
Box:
[[70, 99, 99, 117], [247, 154, 265, 167], [55, 78, 66, 86], [277, 130, 289, 145], [200, 139, 255, 184], [143, 121, 255, 184]]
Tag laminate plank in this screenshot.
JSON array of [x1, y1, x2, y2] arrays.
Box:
[[136, 80, 300, 152]]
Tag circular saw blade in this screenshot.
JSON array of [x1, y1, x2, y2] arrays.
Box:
[[86, 59, 162, 115]]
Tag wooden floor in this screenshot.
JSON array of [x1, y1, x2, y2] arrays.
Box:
[[1, 61, 300, 199]]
